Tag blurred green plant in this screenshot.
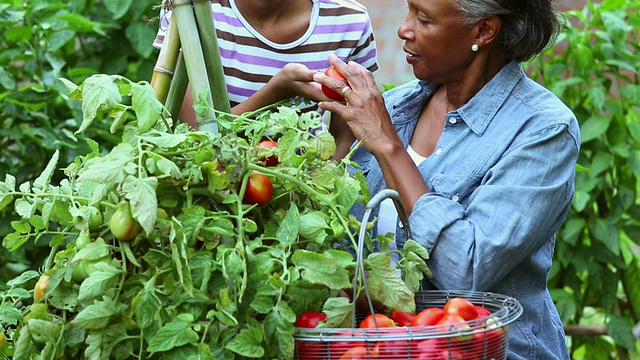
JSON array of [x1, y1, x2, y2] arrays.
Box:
[[0, 0, 159, 285], [527, 0, 640, 358]]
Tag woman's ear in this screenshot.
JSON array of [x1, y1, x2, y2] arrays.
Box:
[[474, 15, 501, 48]]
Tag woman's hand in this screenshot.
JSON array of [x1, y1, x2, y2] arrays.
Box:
[[313, 54, 401, 157]]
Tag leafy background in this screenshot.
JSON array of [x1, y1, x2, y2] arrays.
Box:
[[0, 0, 639, 358]]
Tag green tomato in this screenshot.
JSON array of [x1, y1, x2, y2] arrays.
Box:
[[109, 202, 141, 241], [72, 256, 111, 282], [75, 231, 92, 250], [89, 206, 103, 231]]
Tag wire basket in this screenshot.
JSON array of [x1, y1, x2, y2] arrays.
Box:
[[293, 190, 523, 359]]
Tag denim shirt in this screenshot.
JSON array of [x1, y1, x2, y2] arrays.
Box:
[[350, 61, 580, 359]]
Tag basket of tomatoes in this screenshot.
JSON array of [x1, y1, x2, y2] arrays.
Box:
[[293, 190, 523, 359]]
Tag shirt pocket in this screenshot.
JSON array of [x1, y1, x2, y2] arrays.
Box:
[[428, 172, 479, 205]]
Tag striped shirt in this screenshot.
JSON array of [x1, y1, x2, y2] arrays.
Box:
[[154, 0, 378, 107]]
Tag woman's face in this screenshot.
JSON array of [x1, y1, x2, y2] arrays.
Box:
[[397, 0, 476, 83]]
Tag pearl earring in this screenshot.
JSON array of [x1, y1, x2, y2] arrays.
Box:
[[471, 43, 479, 52]]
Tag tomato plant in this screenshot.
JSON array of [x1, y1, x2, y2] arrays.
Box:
[[412, 307, 444, 327], [109, 202, 141, 241], [443, 297, 478, 321], [0, 75, 430, 359], [360, 313, 395, 328], [257, 140, 278, 166], [241, 171, 274, 206], [321, 66, 348, 101], [390, 308, 416, 327]]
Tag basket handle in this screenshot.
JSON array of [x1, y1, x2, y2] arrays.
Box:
[[351, 189, 412, 327]]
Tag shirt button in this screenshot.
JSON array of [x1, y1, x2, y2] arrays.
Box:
[[435, 148, 443, 155], [449, 118, 457, 124], [452, 195, 460, 202]]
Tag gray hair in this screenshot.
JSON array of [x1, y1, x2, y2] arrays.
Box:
[[454, 0, 563, 62]]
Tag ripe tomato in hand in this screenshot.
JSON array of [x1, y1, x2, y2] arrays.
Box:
[[443, 297, 478, 321], [241, 171, 273, 206], [321, 66, 348, 101], [257, 140, 278, 166], [412, 307, 445, 327], [359, 313, 395, 328], [390, 308, 416, 327]]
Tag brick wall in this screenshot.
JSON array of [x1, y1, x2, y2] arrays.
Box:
[[358, 0, 589, 85]]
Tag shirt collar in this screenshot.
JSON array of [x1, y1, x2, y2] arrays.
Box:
[[456, 61, 525, 135]]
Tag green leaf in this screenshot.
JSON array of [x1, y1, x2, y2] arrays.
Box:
[[299, 211, 330, 241], [77, 263, 121, 301], [560, 218, 586, 246], [131, 82, 164, 133], [592, 218, 620, 255], [125, 22, 157, 59], [225, 326, 265, 358], [122, 175, 158, 235], [291, 250, 352, 290], [320, 297, 354, 328], [0, 174, 16, 211], [27, 318, 61, 344], [147, 314, 199, 353], [263, 302, 296, 357], [0, 302, 24, 325], [580, 115, 612, 143], [77, 74, 123, 134], [276, 203, 299, 245], [606, 315, 637, 351], [71, 296, 123, 329], [132, 277, 161, 330], [78, 143, 135, 184], [104, 0, 133, 20], [365, 252, 415, 313]]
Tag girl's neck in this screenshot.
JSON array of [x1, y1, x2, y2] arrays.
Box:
[[233, 0, 313, 44]]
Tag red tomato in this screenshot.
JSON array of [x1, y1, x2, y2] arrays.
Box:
[[474, 305, 492, 319], [436, 314, 472, 342], [372, 327, 415, 358], [321, 66, 348, 101], [412, 307, 445, 327], [443, 297, 478, 321], [241, 171, 273, 206], [330, 331, 367, 359], [390, 308, 416, 327], [359, 313, 395, 328], [257, 140, 278, 166], [469, 319, 505, 359], [294, 312, 327, 359], [295, 311, 327, 328], [338, 346, 372, 360]]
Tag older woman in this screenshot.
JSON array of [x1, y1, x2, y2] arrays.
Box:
[[315, 0, 578, 359]]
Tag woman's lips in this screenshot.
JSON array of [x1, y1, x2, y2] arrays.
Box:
[[404, 48, 420, 64]]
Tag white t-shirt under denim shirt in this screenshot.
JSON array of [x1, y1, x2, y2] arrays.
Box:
[[349, 61, 580, 359]]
